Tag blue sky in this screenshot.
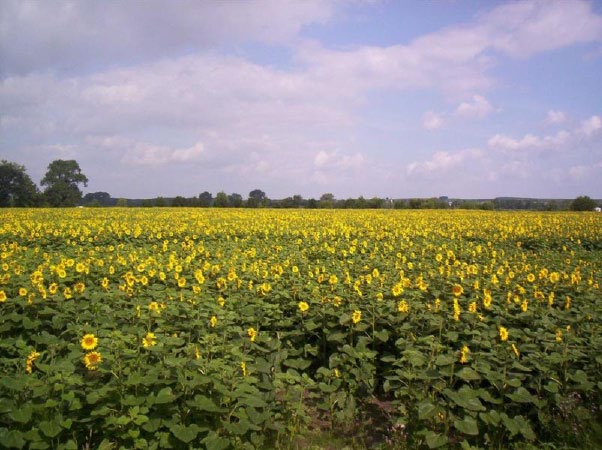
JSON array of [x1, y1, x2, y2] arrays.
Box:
[[1, 0, 601, 199]]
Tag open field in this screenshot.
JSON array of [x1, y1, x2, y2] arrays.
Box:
[[1, 209, 601, 449]]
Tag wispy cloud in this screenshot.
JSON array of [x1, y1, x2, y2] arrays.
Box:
[[455, 95, 495, 119], [422, 111, 444, 129], [544, 110, 567, 125]]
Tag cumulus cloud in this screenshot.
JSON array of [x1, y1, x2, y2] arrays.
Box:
[[579, 115, 602, 136], [483, 0, 602, 58], [406, 149, 482, 175], [489, 114, 602, 153], [545, 110, 567, 125], [455, 95, 495, 119], [422, 111, 444, 129], [314, 150, 365, 170], [296, 0, 602, 97], [569, 161, 602, 179], [0, 0, 335, 76], [487, 130, 571, 152]]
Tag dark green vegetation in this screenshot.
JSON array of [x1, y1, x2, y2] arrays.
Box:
[[0, 209, 601, 449]]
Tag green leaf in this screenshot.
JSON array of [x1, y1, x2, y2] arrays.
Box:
[[154, 387, 176, 404], [192, 395, 226, 413], [374, 329, 390, 342], [170, 424, 201, 443], [39, 420, 62, 438], [435, 354, 455, 366], [283, 358, 311, 370], [454, 416, 479, 436], [239, 395, 267, 408], [456, 367, 481, 381], [506, 387, 536, 404], [501, 414, 520, 437], [425, 431, 448, 449], [202, 432, 230, 450], [417, 400, 437, 420], [9, 407, 32, 424], [97, 439, 115, 450], [1, 429, 26, 449]]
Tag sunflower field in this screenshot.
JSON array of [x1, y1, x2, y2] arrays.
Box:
[[1, 208, 601, 450]]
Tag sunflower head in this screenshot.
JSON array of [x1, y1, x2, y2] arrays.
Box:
[[81, 334, 98, 350]]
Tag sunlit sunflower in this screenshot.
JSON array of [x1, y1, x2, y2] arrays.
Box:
[[499, 326, 509, 342], [452, 284, 464, 297], [81, 334, 98, 350], [83, 351, 102, 370], [142, 332, 157, 348]]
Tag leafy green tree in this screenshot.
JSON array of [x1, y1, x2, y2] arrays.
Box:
[[214, 191, 229, 207], [0, 160, 39, 206], [41, 159, 88, 207], [199, 191, 213, 207], [172, 196, 188, 207], [228, 193, 243, 207], [116, 198, 128, 207], [247, 189, 267, 208], [319, 193, 335, 209], [571, 195, 596, 211], [83, 192, 112, 206]]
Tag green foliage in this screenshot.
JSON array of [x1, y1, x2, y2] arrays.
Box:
[[0, 160, 39, 207], [571, 195, 596, 211], [40, 159, 88, 207]]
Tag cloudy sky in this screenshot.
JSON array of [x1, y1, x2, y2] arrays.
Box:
[[1, 0, 602, 199]]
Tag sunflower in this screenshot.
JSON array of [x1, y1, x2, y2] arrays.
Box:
[[0, 290, 6, 302], [247, 327, 257, 342], [83, 351, 102, 370], [451, 284, 464, 297], [499, 326, 509, 342], [142, 332, 157, 348], [397, 300, 409, 313], [210, 315, 217, 328], [81, 334, 98, 350], [459, 346, 470, 364], [298, 301, 309, 312], [351, 310, 361, 324]]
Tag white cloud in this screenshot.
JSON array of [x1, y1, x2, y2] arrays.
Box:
[[314, 150, 365, 170], [483, 0, 602, 59], [422, 111, 444, 129], [296, 0, 602, 98], [545, 110, 567, 125], [569, 161, 602, 179], [407, 149, 482, 175], [101, 138, 205, 166], [455, 95, 494, 119], [579, 115, 602, 136], [488, 130, 571, 152], [0, 0, 335, 76]]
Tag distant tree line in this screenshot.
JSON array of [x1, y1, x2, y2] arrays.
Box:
[[1, 159, 600, 211]]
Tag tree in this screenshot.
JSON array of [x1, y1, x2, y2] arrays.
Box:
[[82, 192, 111, 206], [248, 189, 267, 208], [199, 191, 213, 207], [41, 159, 88, 207], [571, 195, 596, 211], [0, 160, 39, 206], [228, 193, 243, 207], [319, 193, 335, 209], [116, 198, 128, 207], [172, 196, 188, 207], [214, 191, 229, 207]]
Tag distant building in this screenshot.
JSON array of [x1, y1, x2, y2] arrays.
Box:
[[595, 207, 601, 212]]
